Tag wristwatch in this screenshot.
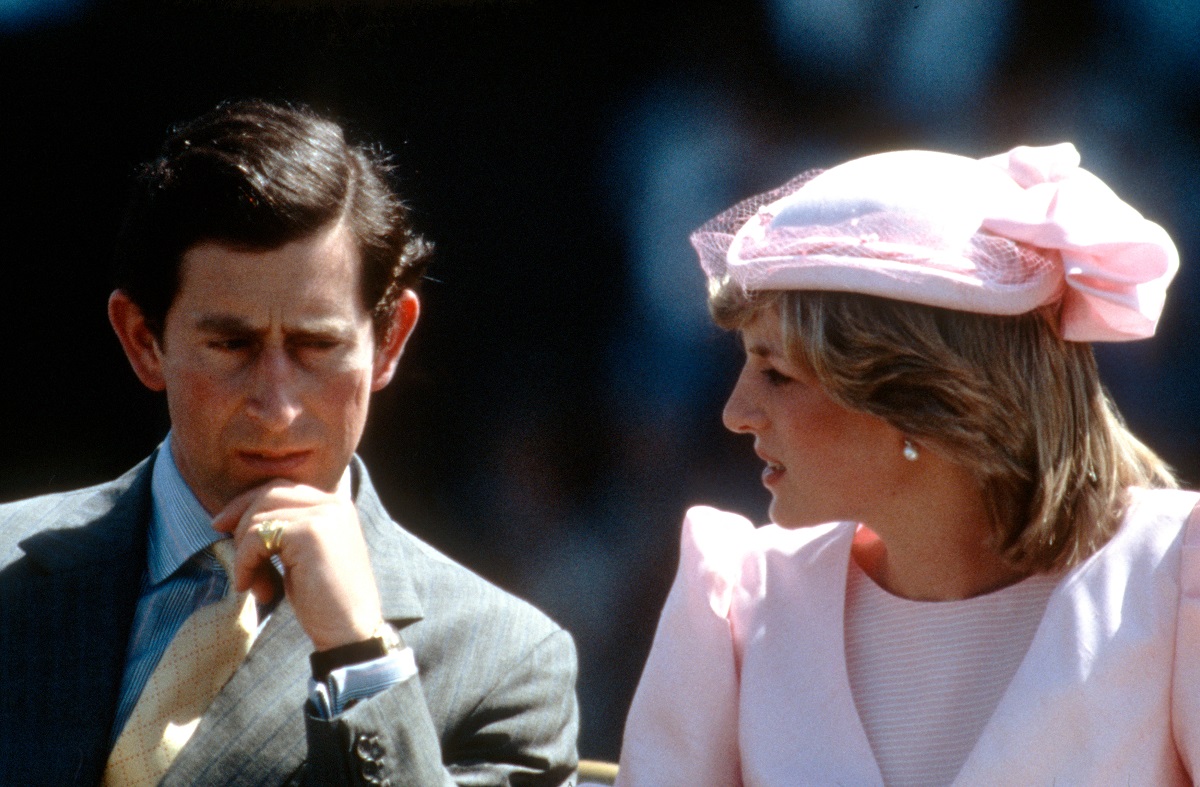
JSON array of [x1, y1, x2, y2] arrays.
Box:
[[310, 621, 404, 681]]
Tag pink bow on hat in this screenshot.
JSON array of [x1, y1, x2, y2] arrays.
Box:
[[980, 143, 1179, 342]]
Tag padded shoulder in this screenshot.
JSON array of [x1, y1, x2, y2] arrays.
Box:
[[681, 505, 849, 619], [0, 458, 153, 570]]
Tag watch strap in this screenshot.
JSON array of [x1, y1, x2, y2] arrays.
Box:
[[310, 623, 403, 681]]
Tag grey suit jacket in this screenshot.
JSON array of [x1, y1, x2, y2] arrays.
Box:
[[0, 453, 579, 786]]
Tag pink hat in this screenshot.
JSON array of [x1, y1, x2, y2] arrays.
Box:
[[691, 143, 1179, 341]]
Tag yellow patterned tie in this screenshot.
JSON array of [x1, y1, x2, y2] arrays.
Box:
[[103, 538, 257, 787]]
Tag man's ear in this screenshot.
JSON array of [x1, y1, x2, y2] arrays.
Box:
[[108, 290, 167, 392], [371, 289, 420, 391]]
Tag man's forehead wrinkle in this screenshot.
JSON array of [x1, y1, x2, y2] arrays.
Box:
[[192, 311, 356, 334], [195, 314, 255, 333]]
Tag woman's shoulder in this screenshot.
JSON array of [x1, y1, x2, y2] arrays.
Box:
[[678, 506, 853, 611], [1060, 487, 1200, 591], [1124, 486, 1200, 521], [1110, 487, 1200, 555], [682, 505, 851, 558]]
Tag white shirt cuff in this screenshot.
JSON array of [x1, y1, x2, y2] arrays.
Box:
[[308, 647, 417, 718]]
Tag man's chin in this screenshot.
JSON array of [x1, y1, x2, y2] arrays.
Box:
[[206, 471, 335, 512], [234, 472, 337, 495], [192, 455, 347, 513]]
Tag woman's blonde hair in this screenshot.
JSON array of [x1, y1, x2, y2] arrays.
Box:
[[711, 282, 1176, 573]]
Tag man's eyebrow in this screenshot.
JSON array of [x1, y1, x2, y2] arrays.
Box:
[[195, 315, 257, 334]]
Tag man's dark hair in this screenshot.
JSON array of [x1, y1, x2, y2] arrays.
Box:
[[114, 99, 432, 340]]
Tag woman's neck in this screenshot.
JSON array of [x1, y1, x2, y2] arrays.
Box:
[[851, 456, 1028, 601], [852, 528, 1027, 601]]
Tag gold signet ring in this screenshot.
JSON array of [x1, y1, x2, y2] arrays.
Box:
[[255, 519, 288, 553]]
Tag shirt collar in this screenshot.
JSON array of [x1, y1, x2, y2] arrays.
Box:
[[147, 435, 220, 585], [147, 434, 355, 586]]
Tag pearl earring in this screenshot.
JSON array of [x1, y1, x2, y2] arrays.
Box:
[[903, 440, 919, 462]]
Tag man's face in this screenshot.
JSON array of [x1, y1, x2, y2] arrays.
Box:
[[152, 221, 394, 513]]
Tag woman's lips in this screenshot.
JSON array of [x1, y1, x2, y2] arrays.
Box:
[[761, 460, 785, 487]]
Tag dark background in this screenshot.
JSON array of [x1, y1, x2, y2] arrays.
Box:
[[2, 0, 1198, 759]]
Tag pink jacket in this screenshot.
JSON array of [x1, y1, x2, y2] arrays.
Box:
[[617, 488, 1200, 786]]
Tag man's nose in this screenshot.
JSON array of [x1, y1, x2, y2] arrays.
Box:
[[246, 348, 302, 430]]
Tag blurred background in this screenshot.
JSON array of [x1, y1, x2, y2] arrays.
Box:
[[2, 0, 1197, 760]]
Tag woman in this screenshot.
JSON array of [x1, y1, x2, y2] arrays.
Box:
[[615, 143, 1199, 785]]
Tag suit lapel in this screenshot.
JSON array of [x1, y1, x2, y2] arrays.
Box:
[[164, 601, 312, 786], [8, 459, 154, 785], [352, 459, 424, 627]]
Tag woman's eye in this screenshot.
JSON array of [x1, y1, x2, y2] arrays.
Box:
[[763, 368, 792, 386]]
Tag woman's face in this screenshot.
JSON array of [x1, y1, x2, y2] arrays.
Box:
[[723, 307, 908, 528]]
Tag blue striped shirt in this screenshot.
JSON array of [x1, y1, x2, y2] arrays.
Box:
[[109, 437, 411, 742], [110, 437, 227, 742]]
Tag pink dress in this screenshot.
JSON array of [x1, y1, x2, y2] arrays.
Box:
[[616, 488, 1200, 786]]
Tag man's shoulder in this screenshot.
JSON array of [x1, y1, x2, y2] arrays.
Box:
[[382, 516, 568, 647], [354, 480, 579, 783], [378, 521, 578, 723], [353, 459, 565, 637], [0, 459, 153, 567]]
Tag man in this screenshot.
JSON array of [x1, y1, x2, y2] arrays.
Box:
[[0, 100, 579, 786]]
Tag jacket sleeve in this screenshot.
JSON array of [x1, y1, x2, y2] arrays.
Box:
[[615, 506, 754, 787], [1172, 498, 1200, 775], [304, 627, 579, 786]]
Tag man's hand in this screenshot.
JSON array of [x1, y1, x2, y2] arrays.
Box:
[[212, 481, 384, 652]]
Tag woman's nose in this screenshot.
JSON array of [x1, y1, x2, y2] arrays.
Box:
[[722, 368, 764, 434]]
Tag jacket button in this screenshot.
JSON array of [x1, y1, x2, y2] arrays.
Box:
[[355, 733, 385, 762]]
